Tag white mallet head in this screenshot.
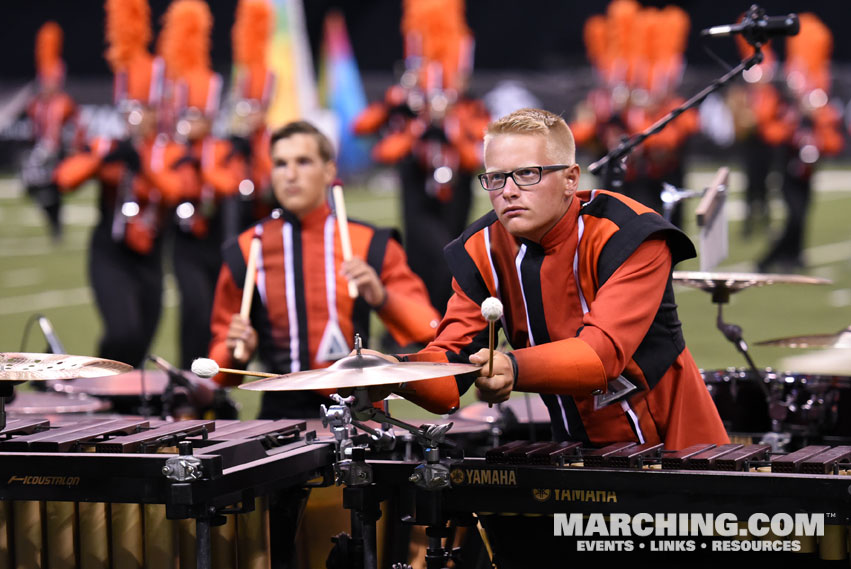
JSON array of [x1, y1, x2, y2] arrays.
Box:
[[481, 296, 504, 322], [191, 358, 220, 378]]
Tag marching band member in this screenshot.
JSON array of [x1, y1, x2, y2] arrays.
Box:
[[23, 21, 79, 241], [572, 1, 698, 227], [373, 108, 728, 565], [726, 38, 787, 238], [207, 120, 440, 420], [228, 0, 278, 230], [159, 0, 244, 369], [353, 0, 490, 313], [54, 0, 185, 368], [376, 108, 728, 449], [757, 13, 844, 273]]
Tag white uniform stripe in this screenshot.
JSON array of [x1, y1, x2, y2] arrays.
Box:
[[255, 225, 267, 306], [324, 215, 339, 323], [282, 222, 300, 372], [573, 216, 589, 315], [621, 400, 645, 443], [580, 190, 643, 442], [484, 226, 508, 330], [515, 243, 571, 435]]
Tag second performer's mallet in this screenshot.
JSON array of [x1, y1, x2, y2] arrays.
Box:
[[234, 235, 261, 361], [332, 181, 359, 298]]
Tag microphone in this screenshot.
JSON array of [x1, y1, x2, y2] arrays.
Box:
[[702, 8, 799, 45], [37, 316, 65, 354]]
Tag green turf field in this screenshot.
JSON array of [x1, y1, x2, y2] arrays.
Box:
[[1, 163, 849, 421]]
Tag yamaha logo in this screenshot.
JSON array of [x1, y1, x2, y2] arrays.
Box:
[[533, 488, 552, 502], [450, 468, 465, 485]]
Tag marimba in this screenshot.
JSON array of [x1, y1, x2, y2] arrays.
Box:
[[355, 440, 851, 566], [0, 416, 336, 569]]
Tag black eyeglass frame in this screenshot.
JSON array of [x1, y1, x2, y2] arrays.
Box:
[[478, 164, 572, 191]]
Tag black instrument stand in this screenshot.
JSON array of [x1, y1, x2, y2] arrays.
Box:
[[324, 387, 464, 569]]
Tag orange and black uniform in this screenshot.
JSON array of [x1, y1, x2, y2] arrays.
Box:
[[172, 136, 243, 369], [55, 135, 185, 367], [209, 202, 439, 418], [406, 190, 728, 450], [23, 88, 79, 239], [228, 128, 276, 230]]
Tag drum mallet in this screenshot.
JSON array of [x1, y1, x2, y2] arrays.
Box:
[[481, 297, 504, 408], [332, 180, 359, 298], [191, 358, 278, 379], [234, 235, 261, 361]]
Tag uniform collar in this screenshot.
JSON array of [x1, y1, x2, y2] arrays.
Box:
[[277, 201, 331, 228], [518, 197, 580, 253]]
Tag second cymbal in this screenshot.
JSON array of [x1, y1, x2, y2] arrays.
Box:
[[756, 327, 851, 349], [0, 353, 133, 381], [239, 353, 480, 392]]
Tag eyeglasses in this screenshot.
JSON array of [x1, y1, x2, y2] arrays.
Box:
[[478, 165, 571, 191]]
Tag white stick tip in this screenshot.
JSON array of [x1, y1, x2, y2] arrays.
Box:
[[481, 297, 504, 322], [191, 358, 220, 378]]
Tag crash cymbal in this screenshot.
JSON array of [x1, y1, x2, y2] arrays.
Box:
[[0, 353, 133, 381], [780, 350, 851, 377], [756, 327, 851, 349], [239, 352, 480, 392], [56, 370, 169, 396], [672, 271, 831, 303]]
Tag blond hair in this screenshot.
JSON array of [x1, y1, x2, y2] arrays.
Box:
[[484, 108, 575, 165]]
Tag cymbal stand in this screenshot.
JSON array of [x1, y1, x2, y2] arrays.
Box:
[[712, 290, 785, 434], [0, 382, 18, 431]]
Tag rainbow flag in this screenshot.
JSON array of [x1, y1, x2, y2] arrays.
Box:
[[318, 9, 370, 176], [266, 0, 318, 128]]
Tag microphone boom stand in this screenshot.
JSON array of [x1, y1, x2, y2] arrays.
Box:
[[589, 50, 765, 188]]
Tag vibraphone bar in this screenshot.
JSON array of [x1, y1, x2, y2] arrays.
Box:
[[0, 416, 336, 569]]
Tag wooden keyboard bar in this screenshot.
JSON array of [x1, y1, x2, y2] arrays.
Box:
[[687, 444, 743, 470], [505, 441, 558, 464], [527, 441, 582, 465], [771, 445, 832, 473], [605, 443, 664, 468], [583, 442, 637, 468], [94, 420, 217, 453], [28, 419, 150, 452], [485, 440, 528, 463], [715, 444, 770, 471], [661, 444, 716, 469], [0, 418, 50, 436], [799, 446, 851, 474], [0, 419, 146, 451], [201, 419, 305, 441]]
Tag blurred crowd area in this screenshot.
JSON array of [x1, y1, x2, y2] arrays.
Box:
[[5, 62, 851, 171]]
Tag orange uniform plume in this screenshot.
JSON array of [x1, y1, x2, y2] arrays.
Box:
[[786, 13, 833, 93], [104, 0, 151, 73], [35, 22, 64, 85], [402, 0, 472, 91], [158, 0, 212, 78], [232, 0, 276, 103]]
